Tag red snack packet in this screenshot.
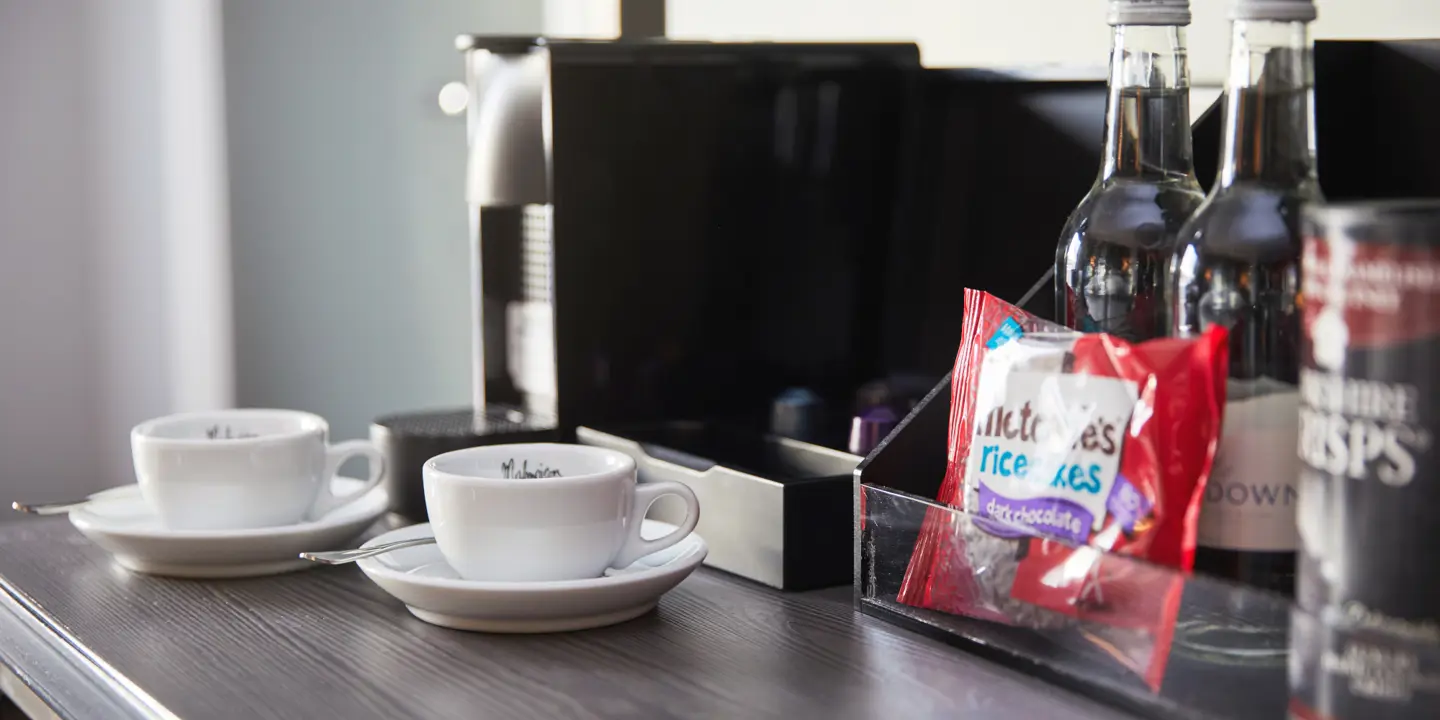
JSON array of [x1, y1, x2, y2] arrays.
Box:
[[897, 290, 1069, 613], [897, 290, 1228, 689]]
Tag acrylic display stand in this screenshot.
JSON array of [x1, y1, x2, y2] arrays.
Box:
[[854, 377, 1440, 720]]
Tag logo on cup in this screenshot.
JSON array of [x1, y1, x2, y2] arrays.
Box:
[[204, 424, 259, 440], [501, 459, 563, 479]]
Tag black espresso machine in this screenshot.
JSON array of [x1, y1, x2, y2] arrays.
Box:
[[373, 35, 1108, 590]]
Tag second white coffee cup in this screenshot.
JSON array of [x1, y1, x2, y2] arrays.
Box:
[[131, 409, 386, 531], [423, 443, 700, 582]]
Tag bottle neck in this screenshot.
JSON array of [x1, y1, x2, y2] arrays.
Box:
[[1217, 20, 1318, 189], [1100, 25, 1196, 183]]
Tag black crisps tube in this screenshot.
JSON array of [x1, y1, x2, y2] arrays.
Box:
[[1292, 199, 1440, 719]]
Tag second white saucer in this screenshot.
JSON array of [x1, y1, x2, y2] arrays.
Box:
[[69, 477, 389, 578], [357, 520, 707, 633]]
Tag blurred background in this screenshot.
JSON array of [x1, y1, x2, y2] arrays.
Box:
[[2, 0, 1438, 502]]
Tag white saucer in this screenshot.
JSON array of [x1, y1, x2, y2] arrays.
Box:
[[357, 520, 707, 633], [69, 477, 389, 579]]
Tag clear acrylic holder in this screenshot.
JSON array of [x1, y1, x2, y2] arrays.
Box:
[[856, 483, 1440, 720]]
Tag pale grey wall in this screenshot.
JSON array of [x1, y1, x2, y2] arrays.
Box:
[[0, 0, 207, 501], [0, 0, 104, 498], [224, 1, 544, 441]]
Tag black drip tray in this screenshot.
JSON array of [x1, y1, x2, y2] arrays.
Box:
[[610, 420, 859, 483], [577, 421, 859, 591], [371, 406, 559, 521]]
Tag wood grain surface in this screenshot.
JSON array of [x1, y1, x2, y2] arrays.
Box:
[[0, 518, 1137, 720]]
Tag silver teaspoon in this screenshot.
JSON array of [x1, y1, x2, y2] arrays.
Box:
[[12, 499, 92, 516], [299, 537, 437, 565]]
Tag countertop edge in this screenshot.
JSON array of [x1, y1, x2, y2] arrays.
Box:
[[0, 575, 175, 720]]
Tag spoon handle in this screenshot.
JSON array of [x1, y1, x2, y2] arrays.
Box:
[[11, 500, 91, 516], [299, 537, 437, 565]]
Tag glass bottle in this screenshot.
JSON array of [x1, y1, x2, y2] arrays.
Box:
[[1055, 1, 1205, 341], [1169, 0, 1320, 594]]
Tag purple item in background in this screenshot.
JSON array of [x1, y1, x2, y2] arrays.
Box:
[[847, 405, 899, 456], [1105, 475, 1152, 537], [854, 375, 933, 416]]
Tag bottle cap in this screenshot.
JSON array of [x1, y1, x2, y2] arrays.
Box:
[[1107, 0, 1192, 27], [1230, 0, 1317, 22]]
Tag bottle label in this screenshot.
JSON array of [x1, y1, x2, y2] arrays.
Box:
[[1197, 382, 1301, 552]]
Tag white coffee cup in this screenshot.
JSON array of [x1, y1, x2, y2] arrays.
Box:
[[131, 409, 386, 531], [423, 443, 700, 582]]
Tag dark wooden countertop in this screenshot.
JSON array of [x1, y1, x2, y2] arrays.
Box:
[[0, 517, 1136, 720]]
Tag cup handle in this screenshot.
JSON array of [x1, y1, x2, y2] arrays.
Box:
[[309, 440, 386, 520], [611, 480, 700, 568]]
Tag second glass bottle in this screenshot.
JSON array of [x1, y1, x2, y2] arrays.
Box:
[[1169, 0, 1322, 595]]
